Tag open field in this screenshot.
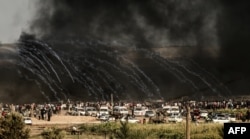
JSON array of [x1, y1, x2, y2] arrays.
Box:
[[25, 108, 250, 139], [26, 115, 229, 139], [28, 115, 100, 136], [30, 116, 226, 139]]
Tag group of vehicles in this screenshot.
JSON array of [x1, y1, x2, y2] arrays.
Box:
[[1, 103, 242, 127], [67, 105, 183, 123], [67, 105, 156, 123], [66, 104, 239, 124], [67, 106, 99, 116], [205, 112, 236, 123], [68, 105, 156, 117], [191, 109, 237, 123], [161, 105, 183, 123]]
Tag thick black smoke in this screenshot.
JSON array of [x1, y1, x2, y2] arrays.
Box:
[[1, 0, 250, 103], [31, 0, 219, 50]]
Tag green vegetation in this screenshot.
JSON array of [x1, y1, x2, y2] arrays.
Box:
[[76, 122, 223, 139], [115, 121, 130, 139], [0, 112, 30, 139], [41, 127, 66, 139], [213, 108, 247, 114], [28, 121, 224, 139], [0, 111, 233, 139]]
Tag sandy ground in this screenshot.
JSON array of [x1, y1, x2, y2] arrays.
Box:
[[29, 115, 102, 136], [31, 115, 100, 125]]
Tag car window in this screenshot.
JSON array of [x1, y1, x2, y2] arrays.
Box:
[[100, 109, 107, 111]]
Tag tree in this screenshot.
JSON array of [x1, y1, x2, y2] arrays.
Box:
[[0, 112, 30, 139], [115, 121, 130, 139]]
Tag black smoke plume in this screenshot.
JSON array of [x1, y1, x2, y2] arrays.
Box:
[[1, 0, 250, 103]]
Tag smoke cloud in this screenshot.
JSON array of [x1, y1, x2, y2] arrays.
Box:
[[31, 0, 220, 55], [1, 0, 250, 103]]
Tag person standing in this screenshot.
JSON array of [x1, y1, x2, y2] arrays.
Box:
[[48, 108, 52, 121], [41, 108, 44, 120], [246, 110, 250, 122]]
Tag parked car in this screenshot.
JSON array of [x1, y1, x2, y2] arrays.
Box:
[[98, 106, 109, 116], [145, 110, 155, 117], [212, 113, 230, 123], [168, 113, 183, 123], [200, 110, 208, 119], [85, 107, 98, 116], [23, 117, 32, 125], [113, 106, 129, 116], [162, 105, 171, 114], [68, 107, 86, 116], [120, 116, 140, 123], [163, 106, 180, 115], [98, 114, 115, 122], [134, 106, 148, 117], [228, 114, 236, 122], [170, 106, 180, 114]]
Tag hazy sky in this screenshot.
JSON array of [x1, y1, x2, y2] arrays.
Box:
[[0, 0, 35, 43]]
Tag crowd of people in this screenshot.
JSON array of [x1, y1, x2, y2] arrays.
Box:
[[0, 98, 250, 122], [0, 103, 60, 121]]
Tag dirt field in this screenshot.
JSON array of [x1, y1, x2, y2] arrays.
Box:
[[28, 113, 151, 137], [31, 115, 100, 125], [28, 115, 101, 137]]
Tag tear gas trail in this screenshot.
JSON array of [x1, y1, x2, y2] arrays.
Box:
[[1, 0, 250, 103]]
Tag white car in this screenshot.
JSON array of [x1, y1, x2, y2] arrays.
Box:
[[113, 106, 129, 115], [72, 107, 86, 116], [200, 110, 208, 118], [120, 116, 140, 123], [163, 105, 171, 114], [170, 106, 180, 114], [134, 107, 148, 117], [98, 107, 109, 116], [98, 114, 115, 122], [212, 114, 230, 123], [85, 107, 98, 116], [163, 106, 180, 115], [23, 117, 32, 125], [168, 113, 183, 123], [145, 110, 155, 117], [228, 114, 236, 122]]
